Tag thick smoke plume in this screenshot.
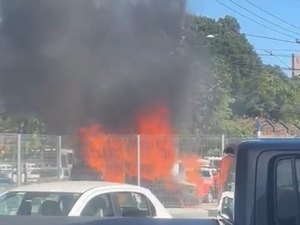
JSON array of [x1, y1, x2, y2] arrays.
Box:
[[0, 0, 210, 134]]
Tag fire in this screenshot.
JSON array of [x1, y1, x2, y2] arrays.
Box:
[[137, 105, 175, 181], [79, 125, 128, 182], [179, 154, 205, 197], [79, 104, 176, 183]]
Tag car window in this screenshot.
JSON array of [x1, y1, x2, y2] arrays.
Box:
[[275, 159, 297, 225], [113, 192, 154, 217], [0, 192, 24, 215], [0, 192, 80, 216], [81, 194, 113, 217]]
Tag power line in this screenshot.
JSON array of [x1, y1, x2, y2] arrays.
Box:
[[244, 33, 298, 44], [227, 0, 300, 37], [214, 0, 297, 39], [232, 64, 296, 71], [257, 54, 292, 58], [217, 60, 298, 71], [256, 48, 300, 52], [261, 50, 291, 69], [212, 51, 293, 58], [243, 0, 300, 31]]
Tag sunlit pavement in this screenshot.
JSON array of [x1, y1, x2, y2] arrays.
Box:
[[167, 204, 218, 218]]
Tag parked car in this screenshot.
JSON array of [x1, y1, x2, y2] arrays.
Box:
[[217, 191, 234, 222], [0, 181, 171, 218]]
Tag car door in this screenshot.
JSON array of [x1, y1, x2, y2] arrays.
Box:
[[110, 191, 156, 217]]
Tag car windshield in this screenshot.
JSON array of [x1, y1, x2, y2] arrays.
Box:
[[0, 192, 81, 216]]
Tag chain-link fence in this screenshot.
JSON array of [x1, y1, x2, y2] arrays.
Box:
[[0, 133, 247, 207], [1, 133, 297, 209]]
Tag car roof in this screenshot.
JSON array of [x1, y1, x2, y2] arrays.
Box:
[[8, 181, 145, 193], [224, 138, 300, 155]]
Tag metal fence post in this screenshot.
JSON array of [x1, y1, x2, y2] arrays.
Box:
[[17, 134, 21, 186], [137, 134, 141, 186], [57, 136, 62, 180], [221, 134, 225, 156]]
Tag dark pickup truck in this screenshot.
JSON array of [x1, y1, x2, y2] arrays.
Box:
[[1, 139, 300, 225]]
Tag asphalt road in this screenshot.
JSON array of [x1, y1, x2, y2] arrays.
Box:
[[167, 204, 218, 218]]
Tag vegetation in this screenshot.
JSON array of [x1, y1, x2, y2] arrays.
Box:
[[187, 15, 300, 135]]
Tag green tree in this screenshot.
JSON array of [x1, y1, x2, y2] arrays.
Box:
[[189, 14, 300, 134]]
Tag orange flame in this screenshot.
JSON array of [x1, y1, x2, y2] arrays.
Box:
[[79, 104, 176, 183], [179, 154, 205, 197], [79, 125, 128, 182], [138, 105, 175, 181]]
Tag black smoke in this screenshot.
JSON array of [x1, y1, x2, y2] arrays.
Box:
[[0, 0, 210, 134]]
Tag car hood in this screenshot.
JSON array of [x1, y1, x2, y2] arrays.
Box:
[[0, 217, 219, 225]]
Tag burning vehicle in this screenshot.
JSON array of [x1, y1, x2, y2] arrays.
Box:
[[172, 157, 218, 204]]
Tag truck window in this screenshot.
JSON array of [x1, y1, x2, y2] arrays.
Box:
[[275, 159, 298, 225]]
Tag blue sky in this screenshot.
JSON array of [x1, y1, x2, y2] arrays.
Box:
[[187, 0, 300, 76]]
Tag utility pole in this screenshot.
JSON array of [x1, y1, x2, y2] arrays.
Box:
[[292, 53, 300, 78], [263, 50, 299, 77]]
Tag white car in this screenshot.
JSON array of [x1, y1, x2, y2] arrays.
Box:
[[217, 191, 234, 222], [0, 181, 172, 218]]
